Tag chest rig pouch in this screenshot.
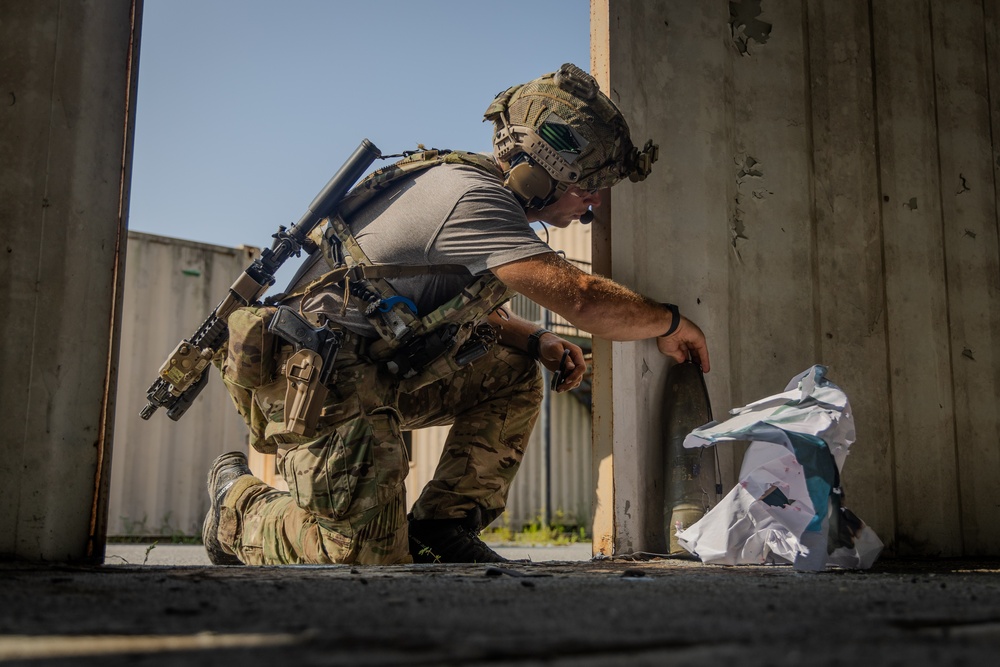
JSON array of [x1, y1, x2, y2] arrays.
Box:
[[309, 149, 516, 393], [214, 305, 285, 453]]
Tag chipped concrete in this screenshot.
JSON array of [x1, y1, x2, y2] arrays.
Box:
[[730, 0, 773, 55], [732, 154, 766, 256]]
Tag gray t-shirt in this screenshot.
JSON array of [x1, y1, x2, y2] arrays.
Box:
[[296, 162, 552, 337]]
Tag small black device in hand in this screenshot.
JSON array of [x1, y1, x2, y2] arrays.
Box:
[[551, 349, 571, 391]]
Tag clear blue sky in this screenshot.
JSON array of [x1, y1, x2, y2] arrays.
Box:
[[129, 0, 591, 252]]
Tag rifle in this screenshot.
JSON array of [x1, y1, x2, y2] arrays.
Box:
[[139, 139, 382, 421]]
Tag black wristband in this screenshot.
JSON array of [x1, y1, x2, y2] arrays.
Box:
[[659, 303, 680, 338], [527, 328, 551, 359]]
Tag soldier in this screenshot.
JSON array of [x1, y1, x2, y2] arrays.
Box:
[[203, 63, 710, 565]]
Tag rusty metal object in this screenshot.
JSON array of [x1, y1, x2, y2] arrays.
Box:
[[663, 360, 717, 556]]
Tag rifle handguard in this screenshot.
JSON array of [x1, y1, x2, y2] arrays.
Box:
[[139, 139, 381, 422]]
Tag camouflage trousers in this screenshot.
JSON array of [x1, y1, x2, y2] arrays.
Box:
[[217, 342, 543, 565]]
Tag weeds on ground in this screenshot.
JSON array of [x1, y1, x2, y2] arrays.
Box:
[[103, 541, 158, 566], [481, 511, 588, 546]]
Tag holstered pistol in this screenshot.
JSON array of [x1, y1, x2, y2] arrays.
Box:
[[268, 306, 342, 437]]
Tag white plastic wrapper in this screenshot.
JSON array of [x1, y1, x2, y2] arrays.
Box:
[[676, 366, 883, 571]]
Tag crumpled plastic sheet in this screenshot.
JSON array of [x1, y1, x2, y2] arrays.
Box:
[[676, 365, 883, 571]]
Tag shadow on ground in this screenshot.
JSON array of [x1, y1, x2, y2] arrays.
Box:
[[2, 557, 999, 665]]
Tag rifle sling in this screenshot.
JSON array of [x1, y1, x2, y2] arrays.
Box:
[[277, 261, 473, 308], [358, 264, 470, 280]]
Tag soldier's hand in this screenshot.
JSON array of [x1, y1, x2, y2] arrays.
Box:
[[538, 335, 587, 392], [656, 316, 711, 372]]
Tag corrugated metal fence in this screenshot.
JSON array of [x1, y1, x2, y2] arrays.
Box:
[[111, 227, 594, 536], [108, 232, 257, 537]]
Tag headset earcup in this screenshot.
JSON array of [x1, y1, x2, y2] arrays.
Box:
[[504, 161, 556, 208]]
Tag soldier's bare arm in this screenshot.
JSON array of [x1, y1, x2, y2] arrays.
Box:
[[492, 252, 710, 371]]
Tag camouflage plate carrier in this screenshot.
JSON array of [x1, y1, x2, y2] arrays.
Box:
[[217, 149, 517, 452]]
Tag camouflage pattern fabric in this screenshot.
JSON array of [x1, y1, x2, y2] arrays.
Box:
[[401, 343, 542, 526], [484, 63, 652, 190], [215, 341, 542, 565], [343, 149, 504, 203], [214, 306, 280, 453]]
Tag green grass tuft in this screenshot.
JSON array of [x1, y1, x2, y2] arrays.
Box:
[[481, 511, 588, 546]]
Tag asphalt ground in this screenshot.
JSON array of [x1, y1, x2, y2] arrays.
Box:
[[2, 552, 999, 666]]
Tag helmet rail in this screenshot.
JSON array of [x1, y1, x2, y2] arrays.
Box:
[[485, 63, 658, 208]]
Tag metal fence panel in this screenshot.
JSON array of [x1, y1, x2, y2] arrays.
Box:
[[108, 232, 257, 537], [406, 389, 592, 532]]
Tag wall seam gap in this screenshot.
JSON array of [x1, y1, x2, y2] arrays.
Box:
[[723, 0, 742, 488], [89, 0, 141, 562], [867, 0, 900, 554], [983, 0, 1000, 290], [725, 0, 742, 440], [801, 0, 823, 367], [927, 0, 966, 556]]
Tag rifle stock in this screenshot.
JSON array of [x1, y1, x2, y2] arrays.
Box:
[[140, 139, 381, 421]]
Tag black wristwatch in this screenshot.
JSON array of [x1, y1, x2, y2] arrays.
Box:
[[527, 328, 552, 359], [659, 303, 680, 337]]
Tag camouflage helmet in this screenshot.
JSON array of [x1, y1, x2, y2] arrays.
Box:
[[484, 63, 657, 206]]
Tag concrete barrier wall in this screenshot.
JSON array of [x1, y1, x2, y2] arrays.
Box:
[[593, 0, 1000, 556], [0, 0, 141, 561]]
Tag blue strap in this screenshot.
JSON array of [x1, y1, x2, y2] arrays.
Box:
[[377, 295, 419, 315]]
